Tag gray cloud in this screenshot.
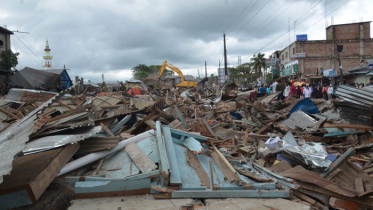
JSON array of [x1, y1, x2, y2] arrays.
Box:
[[1, 0, 371, 81]]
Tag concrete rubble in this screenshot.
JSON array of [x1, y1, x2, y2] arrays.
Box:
[[0, 82, 373, 210]]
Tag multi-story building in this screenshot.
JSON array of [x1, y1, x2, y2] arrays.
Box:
[[278, 21, 373, 85]]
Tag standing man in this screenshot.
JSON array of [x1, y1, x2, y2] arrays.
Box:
[[303, 84, 312, 98], [259, 85, 266, 97], [367, 77, 373, 86], [270, 79, 278, 93], [289, 81, 297, 98], [327, 84, 334, 100], [283, 82, 290, 99]]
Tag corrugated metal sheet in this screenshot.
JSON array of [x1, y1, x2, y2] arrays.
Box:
[[130, 98, 154, 110], [280, 111, 325, 130], [22, 126, 102, 155], [91, 96, 121, 110], [4, 88, 73, 103], [335, 85, 373, 108], [0, 86, 74, 184]]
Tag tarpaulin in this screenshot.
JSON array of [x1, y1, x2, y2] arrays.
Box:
[[127, 87, 141, 95], [290, 98, 319, 115]]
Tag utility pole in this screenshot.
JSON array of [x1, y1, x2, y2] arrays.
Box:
[[294, 20, 297, 42], [205, 61, 207, 78], [223, 32, 228, 77], [333, 26, 344, 84]]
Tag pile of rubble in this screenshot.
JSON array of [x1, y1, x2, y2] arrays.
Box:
[[0, 83, 373, 210]]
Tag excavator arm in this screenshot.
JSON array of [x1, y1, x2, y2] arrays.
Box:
[[156, 60, 197, 87], [156, 60, 184, 80]]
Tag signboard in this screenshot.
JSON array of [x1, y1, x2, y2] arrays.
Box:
[[266, 58, 279, 66], [369, 64, 373, 70], [282, 67, 292, 77], [296, 34, 308, 41], [329, 70, 336, 77], [291, 57, 296, 61], [323, 69, 334, 77], [295, 53, 306, 58]]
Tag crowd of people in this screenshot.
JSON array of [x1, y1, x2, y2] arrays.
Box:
[[247, 76, 373, 101], [253, 79, 336, 100]]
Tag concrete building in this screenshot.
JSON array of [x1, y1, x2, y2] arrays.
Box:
[[0, 26, 14, 94], [279, 21, 373, 85], [0, 26, 12, 54]]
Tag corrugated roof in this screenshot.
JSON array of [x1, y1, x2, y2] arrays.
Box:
[[0, 85, 74, 184], [22, 126, 102, 155]]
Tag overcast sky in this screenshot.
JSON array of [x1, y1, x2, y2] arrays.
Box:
[[1, 0, 371, 82]]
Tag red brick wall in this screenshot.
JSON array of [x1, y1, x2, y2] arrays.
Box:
[[364, 41, 373, 55], [302, 42, 332, 57], [338, 41, 360, 56], [303, 59, 333, 75], [335, 24, 360, 40], [363, 22, 370, 38], [340, 58, 361, 71], [326, 23, 371, 40]]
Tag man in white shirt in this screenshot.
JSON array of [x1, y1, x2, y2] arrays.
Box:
[[327, 84, 334, 100], [270, 79, 278, 93], [303, 84, 312, 98], [283, 82, 290, 98]]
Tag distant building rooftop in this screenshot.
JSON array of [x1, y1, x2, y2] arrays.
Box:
[[0, 26, 13, 34]]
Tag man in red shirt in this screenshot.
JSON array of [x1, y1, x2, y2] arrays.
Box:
[[289, 81, 297, 97]]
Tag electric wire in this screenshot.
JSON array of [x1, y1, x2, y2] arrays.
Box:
[[13, 34, 44, 63]]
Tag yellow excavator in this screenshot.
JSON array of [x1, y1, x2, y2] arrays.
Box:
[[156, 61, 197, 87]]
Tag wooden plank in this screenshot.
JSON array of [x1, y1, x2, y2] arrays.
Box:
[[125, 142, 157, 173], [320, 148, 355, 178], [100, 122, 115, 137], [169, 128, 209, 141], [293, 191, 318, 206], [355, 178, 364, 194], [57, 100, 74, 110], [65, 170, 161, 184], [162, 126, 182, 186], [255, 122, 272, 134], [324, 123, 373, 131], [0, 144, 79, 209], [185, 150, 210, 189], [47, 104, 91, 123], [211, 146, 240, 183], [173, 105, 188, 129], [75, 179, 151, 195], [0, 107, 18, 119], [112, 114, 132, 134], [209, 159, 214, 189], [171, 189, 290, 198], [156, 121, 170, 182]]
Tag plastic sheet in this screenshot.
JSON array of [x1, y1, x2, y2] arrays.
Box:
[[290, 98, 319, 115]]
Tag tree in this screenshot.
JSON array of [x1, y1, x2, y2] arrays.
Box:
[[0, 50, 19, 70], [132, 64, 151, 80], [229, 68, 240, 82], [250, 53, 267, 76], [148, 65, 174, 77]]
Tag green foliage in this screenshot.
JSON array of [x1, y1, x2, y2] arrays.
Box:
[[250, 53, 267, 76], [0, 50, 19, 70], [132, 64, 174, 80]]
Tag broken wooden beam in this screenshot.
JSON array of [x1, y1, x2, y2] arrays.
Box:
[[211, 146, 240, 183], [319, 148, 355, 178], [0, 144, 80, 209], [324, 123, 373, 131], [100, 123, 115, 137], [125, 142, 157, 173]]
